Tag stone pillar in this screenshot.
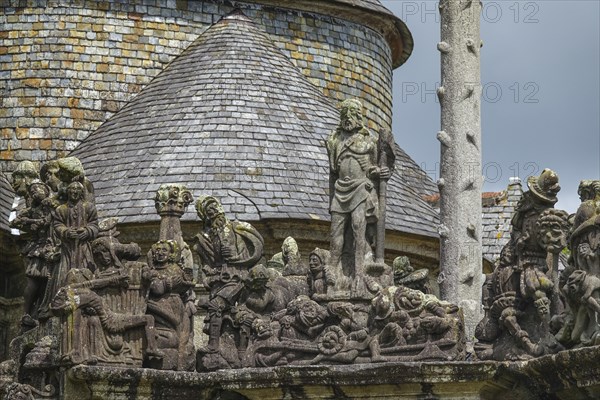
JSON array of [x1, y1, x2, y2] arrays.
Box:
[[154, 184, 194, 271], [437, 0, 483, 340]]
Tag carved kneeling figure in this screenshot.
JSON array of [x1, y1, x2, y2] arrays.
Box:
[[52, 285, 163, 365]]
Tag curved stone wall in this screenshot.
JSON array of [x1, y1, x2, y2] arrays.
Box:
[[0, 0, 393, 173]]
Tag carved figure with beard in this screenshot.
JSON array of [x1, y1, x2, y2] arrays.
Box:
[[326, 99, 391, 294]]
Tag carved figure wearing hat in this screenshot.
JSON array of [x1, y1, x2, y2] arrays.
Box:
[[10, 161, 39, 206], [476, 169, 569, 360]]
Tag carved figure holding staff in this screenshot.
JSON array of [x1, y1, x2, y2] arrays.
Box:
[[326, 99, 395, 295]]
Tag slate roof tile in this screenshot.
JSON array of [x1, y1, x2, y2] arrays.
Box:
[[72, 10, 438, 239]]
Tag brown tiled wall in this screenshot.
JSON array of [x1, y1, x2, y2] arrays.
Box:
[[0, 0, 393, 173]]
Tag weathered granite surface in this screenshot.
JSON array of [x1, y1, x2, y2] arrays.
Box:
[[63, 345, 600, 399], [66, 361, 497, 400], [437, 0, 484, 341]]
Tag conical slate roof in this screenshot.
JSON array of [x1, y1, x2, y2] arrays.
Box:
[[72, 11, 438, 238], [0, 174, 15, 232]]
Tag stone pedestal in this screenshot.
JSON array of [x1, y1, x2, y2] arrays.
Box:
[[65, 361, 496, 400], [63, 346, 600, 399]]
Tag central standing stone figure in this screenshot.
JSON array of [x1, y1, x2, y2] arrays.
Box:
[[326, 99, 391, 295]]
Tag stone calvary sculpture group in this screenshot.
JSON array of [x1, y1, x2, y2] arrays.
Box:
[[2, 99, 599, 398]]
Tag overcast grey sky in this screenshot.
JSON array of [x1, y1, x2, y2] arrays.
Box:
[[382, 0, 600, 213]]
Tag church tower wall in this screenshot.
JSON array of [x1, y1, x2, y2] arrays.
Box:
[[0, 0, 397, 173]]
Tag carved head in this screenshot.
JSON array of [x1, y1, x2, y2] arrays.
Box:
[[392, 256, 413, 279], [66, 181, 84, 204], [527, 168, 560, 205], [150, 240, 179, 267], [40, 160, 61, 192], [195, 196, 226, 227], [281, 236, 299, 263], [247, 264, 270, 291], [92, 237, 140, 270], [578, 181, 594, 202], [371, 287, 397, 321], [563, 269, 588, 298], [309, 248, 329, 273], [339, 98, 365, 133], [56, 157, 85, 184], [51, 287, 75, 314], [536, 208, 570, 253], [11, 161, 39, 196], [252, 318, 274, 340], [27, 180, 50, 204], [498, 244, 516, 268], [92, 237, 120, 269], [327, 302, 354, 320], [578, 180, 600, 202]]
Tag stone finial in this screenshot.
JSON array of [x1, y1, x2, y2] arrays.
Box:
[[154, 184, 193, 216]]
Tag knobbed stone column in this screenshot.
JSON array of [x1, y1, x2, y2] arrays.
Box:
[[154, 184, 194, 271], [437, 0, 483, 341]]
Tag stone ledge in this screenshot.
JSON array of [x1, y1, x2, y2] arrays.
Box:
[[66, 361, 497, 399], [64, 347, 600, 399]]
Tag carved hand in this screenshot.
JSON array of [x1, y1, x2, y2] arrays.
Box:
[[379, 166, 391, 180], [116, 274, 130, 288], [77, 229, 89, 240], [368, 166, 391, 180], [221, 245, 237, 260]]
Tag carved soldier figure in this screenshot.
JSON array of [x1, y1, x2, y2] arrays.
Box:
[[9, 180, 58, 327], [234, 264, 300, 362], [193, 195, 264, 357], [326, 99, 392, 294], [476, 169, 569, 360]]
